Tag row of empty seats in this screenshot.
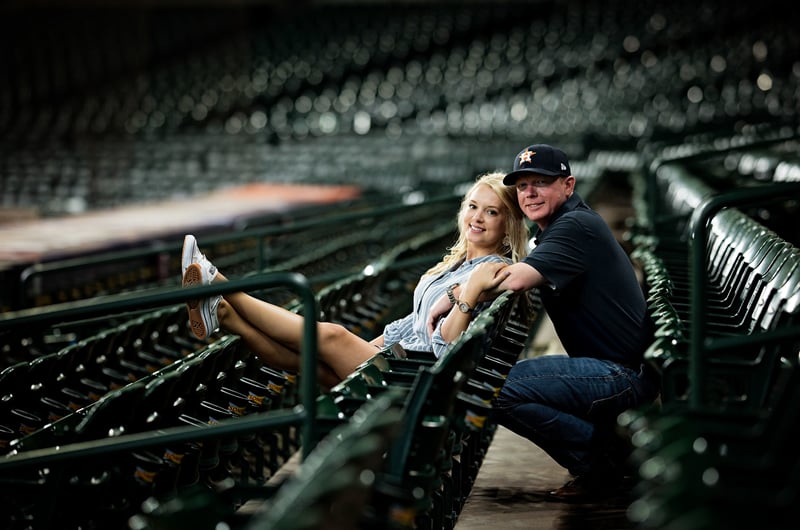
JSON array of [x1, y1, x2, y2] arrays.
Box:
[[619, 129, 800, 528], [1, 0, 797, 217]]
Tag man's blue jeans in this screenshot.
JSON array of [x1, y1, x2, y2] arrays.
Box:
[[492, 354, 660, 477]]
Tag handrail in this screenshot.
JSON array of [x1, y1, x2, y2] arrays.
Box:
[[0, 406, 302, 471], [16, 192, 459, 308], [687, 180, 800, 410], [645, 130, 799, 230], [0, 272, 321, 458]]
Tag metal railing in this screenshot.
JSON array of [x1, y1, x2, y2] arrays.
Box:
[[0, 271, 322, 460]]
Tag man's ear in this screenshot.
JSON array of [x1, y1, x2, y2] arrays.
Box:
[[564, 175, 576, 194]]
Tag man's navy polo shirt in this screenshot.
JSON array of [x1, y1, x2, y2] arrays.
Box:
[[523, 193, 653, 366]]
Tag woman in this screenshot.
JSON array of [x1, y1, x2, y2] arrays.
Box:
[[181, 171, 528, 388]]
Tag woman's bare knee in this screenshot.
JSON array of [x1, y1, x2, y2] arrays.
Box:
[[317, 321, 351, 345]]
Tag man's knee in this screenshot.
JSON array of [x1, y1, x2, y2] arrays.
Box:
[[488, 402, 512, 427], [493, 383, 520, 413]]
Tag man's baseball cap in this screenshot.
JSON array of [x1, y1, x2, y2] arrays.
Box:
[[502, 144, 571, 185]]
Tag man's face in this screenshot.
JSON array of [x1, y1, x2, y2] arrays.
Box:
[[513, 174, 575, 229]]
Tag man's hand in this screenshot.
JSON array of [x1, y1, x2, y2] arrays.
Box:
[[462, 262, 510, 303]]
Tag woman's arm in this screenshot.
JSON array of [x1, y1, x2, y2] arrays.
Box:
[[426, 260, 515, 336], [437, 261, 508, 343], [426, 292, 454, 336]]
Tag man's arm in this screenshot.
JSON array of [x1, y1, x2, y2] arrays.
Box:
[[487, 261, 545, 296], [426, 261, 546, 335]]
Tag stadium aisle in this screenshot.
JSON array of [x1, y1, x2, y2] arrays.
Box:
[[456, 425, 634, 529]]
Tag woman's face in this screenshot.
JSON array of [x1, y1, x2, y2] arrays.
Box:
[[461, 184, 507, 256]]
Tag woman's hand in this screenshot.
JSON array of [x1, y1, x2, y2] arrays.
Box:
[[427, 293, 452, 336], [436, 262, 510, 342], [425, 262, 508, 336]]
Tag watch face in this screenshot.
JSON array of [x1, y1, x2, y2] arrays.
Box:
[[458, 301, 471, 313]]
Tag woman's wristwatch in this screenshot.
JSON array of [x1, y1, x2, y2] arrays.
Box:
[[456, 300, 474, 313], [447, 283, 473, 313]]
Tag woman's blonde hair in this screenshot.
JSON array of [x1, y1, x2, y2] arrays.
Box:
[[426, 171, 528, 276]]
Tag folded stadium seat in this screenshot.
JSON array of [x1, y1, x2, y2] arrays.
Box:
[[253, 365, 296, 410], [447, 387, 494, 513], [0, 423, 16, 456], [774, 160, 800, 184], [0, 366, 52, 445], [170, 352, 209, 397], [355, 294, 515, 529], [134, 370, 187, 431], [73, 382, 150, 441], [4, 407, 45, 445], [632, 159, 800, 402], [628, 341, 800, 529], [675, 225, 790, 334], [142, 307, 197, 357], [129, 389, 405, 530], [233, 375, 280, 413], [757, 250, 800, 332], [743, 243, 799, 328]]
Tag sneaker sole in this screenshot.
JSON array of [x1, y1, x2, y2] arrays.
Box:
[[183, 263, 207, 339], [181, 235, 197, 275]]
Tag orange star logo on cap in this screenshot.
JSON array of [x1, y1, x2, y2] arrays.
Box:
[[518, 149, 535, 164]]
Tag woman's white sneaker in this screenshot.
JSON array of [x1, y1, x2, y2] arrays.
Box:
[[181, 234, 217, 281]]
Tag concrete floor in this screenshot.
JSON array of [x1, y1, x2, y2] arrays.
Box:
[[455, 425, 634, 530], [455, 425, 573, 530]]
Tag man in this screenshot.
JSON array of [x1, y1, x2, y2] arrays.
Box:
[[439, 144, 659, 501]]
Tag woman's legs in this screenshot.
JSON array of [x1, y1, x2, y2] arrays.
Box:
[[213, 271, 378, 382], [218, 299, 341, 388]]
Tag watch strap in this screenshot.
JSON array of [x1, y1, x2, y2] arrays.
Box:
[[446, 283, 459, 305]]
